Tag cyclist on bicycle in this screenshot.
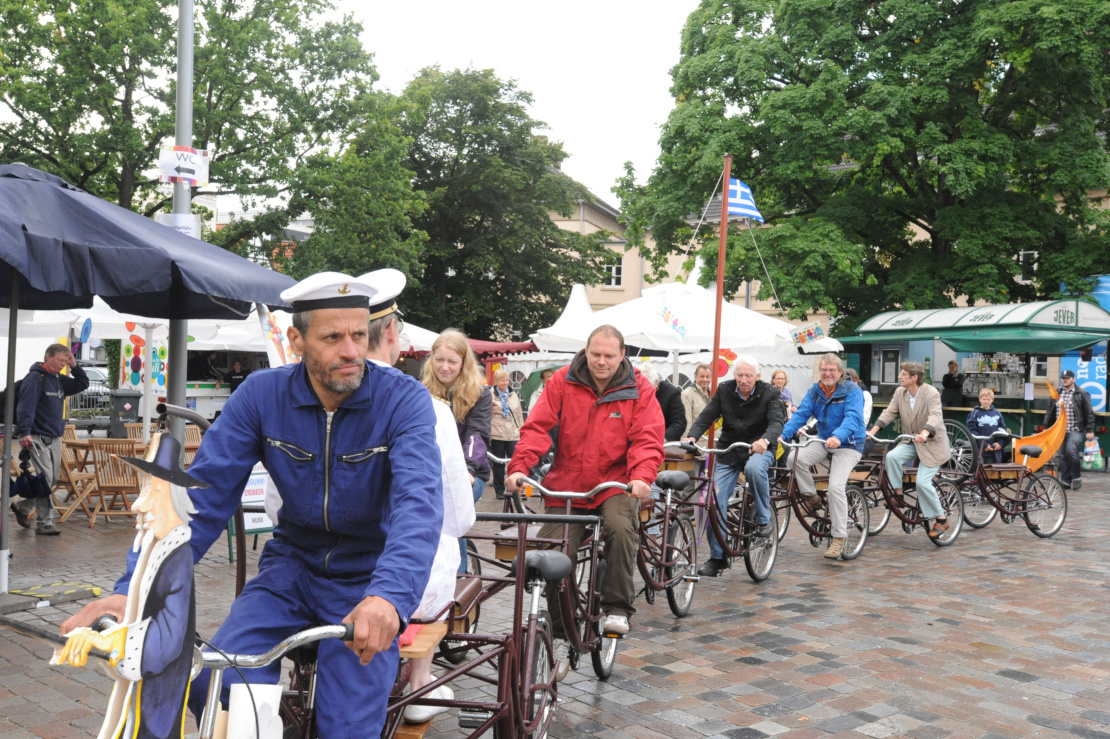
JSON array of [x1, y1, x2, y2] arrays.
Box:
[[684, 356, 784, 578], [63, 272, 444, 739], [868, 360, 952, 539], [505, 325, 663, 679], [779, 354, 866, 560]]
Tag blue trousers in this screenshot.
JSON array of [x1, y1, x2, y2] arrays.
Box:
[[187, 551, 398, 738], [708, 451, 773, 561], [459, 476, 487, 572], [1059, 430, 1085, 485], [884, 443, 944, 519]]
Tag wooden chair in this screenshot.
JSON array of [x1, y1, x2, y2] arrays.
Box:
[[124, 423, 149, 457], [183, 424, 202, 469], [87, 439, 143, 527], [55, 452, 99, 523]]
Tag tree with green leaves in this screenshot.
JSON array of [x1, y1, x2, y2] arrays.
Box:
[[399, 67, 613, 338], [616, 0, 1110, 333], [0, 0, 372, 220]]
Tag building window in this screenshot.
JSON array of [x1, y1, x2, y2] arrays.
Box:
[[881, 349, 901, 384], [604, 261, 623, 287], [1016, 250, 1038, 285], [1031, 354, 1049, 380]]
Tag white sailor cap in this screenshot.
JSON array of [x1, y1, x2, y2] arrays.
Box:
[[280, 272, 378, 313], [357, 268, 407, 321]]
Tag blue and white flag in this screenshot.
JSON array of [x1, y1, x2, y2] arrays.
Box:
[[726, 178, 764, 222]]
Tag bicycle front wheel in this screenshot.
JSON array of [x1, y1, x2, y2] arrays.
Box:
[[865, 487, 891, 535], [928, 479, 964, 547], [840, 485, 869, 560], [664, 514, 697, 618], [941, 419, 978, 479], [1020, 473, 1067, 538], [961, 481, 998, 529], [520, 612, 556, 739], [743, 504, 779, 582], [773, 497, 791, 542]]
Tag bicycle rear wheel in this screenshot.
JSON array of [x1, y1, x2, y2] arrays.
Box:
[[664, 514, 697, 617], [521, 612, 555, 739], [928, 479, 964, 547], [961, 482, 998, 529], [864, 487, 890, 535], [941, 419, 978, 480], [773, 497, 791, 542], [1020, 473, 1067, 538], [840, 485, 869, 560], [743, 504, 778, 582]]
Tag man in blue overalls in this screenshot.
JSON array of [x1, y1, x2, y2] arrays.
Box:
[[62, 272, 444, 737]]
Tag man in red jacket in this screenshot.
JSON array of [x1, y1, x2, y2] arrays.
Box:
[[506, 325, 664, 680]]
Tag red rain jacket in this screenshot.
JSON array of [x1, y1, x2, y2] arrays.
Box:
[[508, 352, 664, 509]]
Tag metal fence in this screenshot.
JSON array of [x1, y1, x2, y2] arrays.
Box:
[[68, 380, 111, 417]]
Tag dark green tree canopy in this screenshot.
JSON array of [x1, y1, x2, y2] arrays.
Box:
[[399, 67, 611, 339], [0, 0, 372, 215], [617, 0, 1110, 333]]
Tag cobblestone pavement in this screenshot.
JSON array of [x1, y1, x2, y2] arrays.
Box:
[[2, 474, 1109, 738]]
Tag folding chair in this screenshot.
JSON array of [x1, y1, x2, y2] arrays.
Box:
[[55, 450, 99, 523], [183, 424, 202, 469], [87, 439, 142, 527]]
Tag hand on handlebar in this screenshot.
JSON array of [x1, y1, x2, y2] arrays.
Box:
[[628, 480, 652, 501], [342, 595, 400, 667], [61, 594, 127, 636], [506, 471, 526, 493], [825, 436, 841, 450]]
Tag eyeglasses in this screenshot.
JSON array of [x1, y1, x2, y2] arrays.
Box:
[[393, 310, 406, 336]]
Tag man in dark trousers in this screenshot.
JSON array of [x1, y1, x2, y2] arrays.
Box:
[[1044, 369, 1095, 490], [11, 343, 89, 536]]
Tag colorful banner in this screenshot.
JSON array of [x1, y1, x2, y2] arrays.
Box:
[[1060, 353, 1107, 412]]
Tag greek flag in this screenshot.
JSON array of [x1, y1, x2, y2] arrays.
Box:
[[727, 178, 764, 222]]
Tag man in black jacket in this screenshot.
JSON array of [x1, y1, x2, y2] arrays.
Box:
[[11, 344, 89, 535], [684, 356, 784, 576], [1044, 369, 1096, 490]]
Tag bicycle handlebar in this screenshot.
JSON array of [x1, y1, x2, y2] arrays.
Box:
[[476, 511, 601, 526], [518, 477, 631, 500], [866, 432, 916, 443], [971, 430, 1012, 440], [666, 440, 755, 455], [487, 452, 511, 465], [777, 435, 829, 449]]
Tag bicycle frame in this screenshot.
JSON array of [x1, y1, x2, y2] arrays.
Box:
[[964, 433, 1041, 517], [636, 475, 700, 592]]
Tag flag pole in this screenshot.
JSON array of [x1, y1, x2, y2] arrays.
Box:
[[711, 155, 731, 399]]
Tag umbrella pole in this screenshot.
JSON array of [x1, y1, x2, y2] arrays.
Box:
[[141, 326, 155, 444], [1, 274, 18, 592]]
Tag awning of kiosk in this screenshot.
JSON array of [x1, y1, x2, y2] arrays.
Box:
[[840, 300, 1110, 353]]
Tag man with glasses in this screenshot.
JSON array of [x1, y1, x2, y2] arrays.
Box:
[[779, 354, 866, 560], [683, 356, 783, 578]]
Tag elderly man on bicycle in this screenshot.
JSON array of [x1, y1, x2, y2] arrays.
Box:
[[683, 355, 784, 578], [505, 324, 663, 679], [779, 354, 867, 560], [63, 272, 444, 739], [869, 360, 953, 539]]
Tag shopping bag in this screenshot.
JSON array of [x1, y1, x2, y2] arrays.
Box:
[[12, 451, 51, 499], [1082, 438, 1103, 471]]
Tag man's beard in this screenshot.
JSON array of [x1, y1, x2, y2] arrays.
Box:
[[308, 356, 366, 394]]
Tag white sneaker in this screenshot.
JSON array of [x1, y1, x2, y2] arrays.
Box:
[[403, 684, 453, 724], [601, 614, 629, 635], [553, 639, 571, 682]]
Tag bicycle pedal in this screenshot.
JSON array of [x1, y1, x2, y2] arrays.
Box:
[[601, 631, 625, 639], [458, 708, 495, 729], [682, 575, 700, 583]]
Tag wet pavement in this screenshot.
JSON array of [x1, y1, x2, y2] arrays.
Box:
[[2, 473, 1109, 738]]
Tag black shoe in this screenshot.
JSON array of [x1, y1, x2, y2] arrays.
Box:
[[10, 503, 31, 529], [1060, 480, 1073, 490], [36, 525, 60, 536], [697, 558, 729, 577], [754, 521, 774, 538], [1072, 479, 1082, 491]]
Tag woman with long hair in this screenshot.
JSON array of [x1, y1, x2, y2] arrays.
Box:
[[423, 329, 491, 572]]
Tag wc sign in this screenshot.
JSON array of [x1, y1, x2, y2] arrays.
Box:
[[158, 145, 210, 187]]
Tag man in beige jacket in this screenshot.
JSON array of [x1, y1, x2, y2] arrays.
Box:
[[869, 361, 953, 538]]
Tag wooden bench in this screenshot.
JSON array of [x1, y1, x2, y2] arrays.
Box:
[[494, 524, 542, 561], [397, 622, 448, 661]]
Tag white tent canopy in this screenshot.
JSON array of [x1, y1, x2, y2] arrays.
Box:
[[531, 281, 842, 355]]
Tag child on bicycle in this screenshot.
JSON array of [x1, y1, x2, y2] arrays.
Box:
[[966, 388, 1007, 465]]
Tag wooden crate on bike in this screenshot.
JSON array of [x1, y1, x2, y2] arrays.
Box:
[[494, 525, 542, 561], [660, 448, 697, 473], [984, 464, 1021, 479]]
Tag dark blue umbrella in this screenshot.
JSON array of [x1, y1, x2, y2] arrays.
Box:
[[0, 165, 296, 593]]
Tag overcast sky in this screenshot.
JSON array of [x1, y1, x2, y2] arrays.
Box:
[[339, 0, 701, 208]]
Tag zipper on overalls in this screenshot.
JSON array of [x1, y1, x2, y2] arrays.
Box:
[[323, 412, 341, 575]]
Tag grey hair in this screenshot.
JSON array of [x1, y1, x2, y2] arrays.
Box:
[[733, 354, 761, 375], [694, 363, 713, 377], [901, 360, 925, 384], [635, 361, 659, 387], [169, 484, 198, 524], [365, 313, 395, 350], [818, 353, 845, 372]]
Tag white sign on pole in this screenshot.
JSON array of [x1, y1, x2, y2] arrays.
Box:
[[154, 212, 203, 240], [158, 145, 210, 187]]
